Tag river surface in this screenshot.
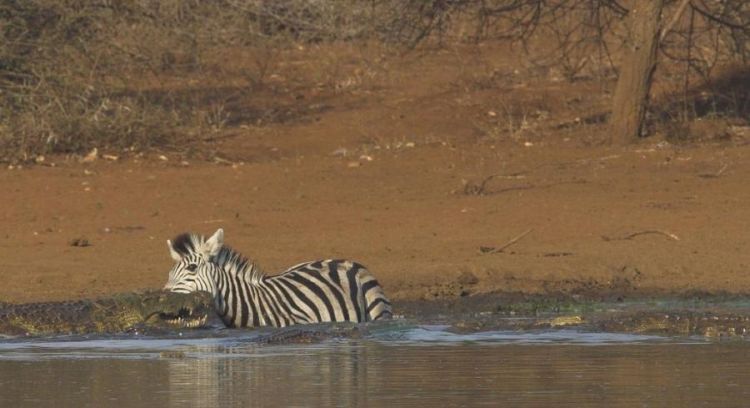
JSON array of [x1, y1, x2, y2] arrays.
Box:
[[1, 323, 750, 407]]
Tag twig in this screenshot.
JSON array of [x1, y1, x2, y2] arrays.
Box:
[[494, 185, 536, 194], [698, 163, 728, 178], [212, 156, 235, 165], [201, 219, 225, 224], [463, 173, 526, 195], [481, 229, 533, 254], [602, 230, 680, 242], [660, 0, 692, 41]]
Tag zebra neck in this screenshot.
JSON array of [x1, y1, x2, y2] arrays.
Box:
[[219, 261, 265, 285]]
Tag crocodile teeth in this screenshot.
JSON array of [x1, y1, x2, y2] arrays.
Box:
[[165, 315, 207, 328], [185, 316, 206, 328]]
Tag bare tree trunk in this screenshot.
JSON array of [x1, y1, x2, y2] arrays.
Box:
[[610, 0, 665, 145]]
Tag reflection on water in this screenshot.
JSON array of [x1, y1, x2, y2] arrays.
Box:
[[1, 327, 750, 407]]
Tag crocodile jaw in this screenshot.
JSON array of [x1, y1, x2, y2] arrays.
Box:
[[159, 310, 209, 328], [141, 291, 214, 329]]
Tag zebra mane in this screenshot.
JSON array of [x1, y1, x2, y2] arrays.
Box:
[[213, 244, 265, 283], [170, 232, 265, 283], [170, 232, 204, 257]]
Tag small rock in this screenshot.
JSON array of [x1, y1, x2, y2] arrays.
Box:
[[729, 125, 749, 137], [331, 147, 348, 157], [81, 148, 98, 163], [457, 270, 479, 285], [69, 238, 91, 247]]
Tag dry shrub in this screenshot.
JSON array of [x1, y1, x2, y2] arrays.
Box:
[[0, 0, 414, 162], [0, 1, 202, 161], [1, 0, 748, 161]]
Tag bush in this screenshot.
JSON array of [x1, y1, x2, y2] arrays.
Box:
[[0, 0, 410, 162], [0, 1, 199, 160], [1, 1, 747, 161]]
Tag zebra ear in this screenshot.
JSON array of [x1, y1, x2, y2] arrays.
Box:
[[204, 228, 224, 257], [167, 239, 182, 262]]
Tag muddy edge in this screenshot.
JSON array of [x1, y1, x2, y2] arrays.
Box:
[[395, 290, 749, 320]]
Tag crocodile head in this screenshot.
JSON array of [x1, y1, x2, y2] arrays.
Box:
[[137, 290, 215, 329], [0, 290, 217, 336]]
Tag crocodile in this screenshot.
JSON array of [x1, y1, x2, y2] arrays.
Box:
[[250, 311, 750, 343], [591, 310, 750, 338], [401, 294, 750, 339], [455, 310, 750, 339], [5, 289, 750, 340], [254, 323, 369, 345], [245, 310, 750, 345], [0, 290, 214, 336]]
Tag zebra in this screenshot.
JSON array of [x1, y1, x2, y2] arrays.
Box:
[[164, 228, 392, 328]]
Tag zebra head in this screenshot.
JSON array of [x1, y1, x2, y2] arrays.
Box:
[[164, 228, 225, 295]]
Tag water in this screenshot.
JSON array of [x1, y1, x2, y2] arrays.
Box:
[[1, 325, 750, 407]]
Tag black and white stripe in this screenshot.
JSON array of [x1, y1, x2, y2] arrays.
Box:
[[164, 229, 392, 328]]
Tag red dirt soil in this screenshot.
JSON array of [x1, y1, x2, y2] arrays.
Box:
[[1, 45, 749, 303]]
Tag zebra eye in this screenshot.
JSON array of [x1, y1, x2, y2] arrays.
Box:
[[185, 263, 198, 272]]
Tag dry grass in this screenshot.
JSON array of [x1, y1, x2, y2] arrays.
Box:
[[1, 1, 747, 162], [0, 0, 409, 162]]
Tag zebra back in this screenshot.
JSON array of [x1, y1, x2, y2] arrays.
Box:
[[277, 260, 392, 323]]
